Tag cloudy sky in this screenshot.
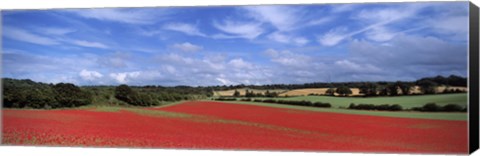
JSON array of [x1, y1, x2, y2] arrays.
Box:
[[1, 2, 469, 86]]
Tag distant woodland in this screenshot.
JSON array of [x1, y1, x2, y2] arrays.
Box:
[[2, 75, 467, 109]]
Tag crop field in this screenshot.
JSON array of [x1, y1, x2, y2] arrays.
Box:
[[276, 86, 467, 96], [2, 101, 467, 154], [279, 88, 362, 96], [254, 93, 467, 109], [225, 100, 467, 121]]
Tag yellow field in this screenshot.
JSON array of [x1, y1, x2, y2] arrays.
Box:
[[275, 86, 467, 97], [214, 86, 467, 97], [410, 86, 467, 94], [278, 88, 362, 96], [435, 86, 468, 92]]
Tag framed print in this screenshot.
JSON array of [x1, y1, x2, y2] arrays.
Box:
[[1, 1, 479, 155]]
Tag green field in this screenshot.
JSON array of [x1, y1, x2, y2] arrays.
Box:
[[216, 93, 468, 121], [252, 93, 467, 109], [218, 100, 467, 121]]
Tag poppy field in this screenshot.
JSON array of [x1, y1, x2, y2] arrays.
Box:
[[2, 101, 468, 154]]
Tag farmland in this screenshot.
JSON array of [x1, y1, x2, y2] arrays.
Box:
[[1, 76, 470, 154], [279, 88, 362, 96], [2, 101, 467, 154], [253, 93, 468, 109], [221, 100, 467, 121], [215, 86, 468, 97], [1, 3, 472, 155]]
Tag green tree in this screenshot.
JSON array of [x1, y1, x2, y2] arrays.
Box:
[[417, 80, 438, 94], [264, 90, 277, 97], [387, 83, 399, 96], [245, 90, 256, 97], [132, 93, 157, 106], [377, 85, 389, 96], [398, 81, 414, 95], [53, 83, 92, 107], [114, 84, 159, 106], [359, 82, 377, 96], [3, 78, 62, 108], [335, 86, 352, 96], [233, 90, 240, 97], [326, 88, 335, 96], [115, 84, 137, 104]]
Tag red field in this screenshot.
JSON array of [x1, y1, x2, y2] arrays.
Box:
[[2, 101, 468, 154]]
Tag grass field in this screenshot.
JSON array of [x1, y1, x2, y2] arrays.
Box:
[[252, 93, 467, 109], [218, 100, 467, 121]]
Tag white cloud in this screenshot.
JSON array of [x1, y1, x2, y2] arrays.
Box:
[[365, 26, 397, 42], [2, 50, 103, 85], [261, 48, 330, 83], [216, 77, 233, 85], [151, 53, 273, 86], [67, 8, 160, 24], [264, 49, 311, 68], [428, 16, 468, 39], [354, 4, 427, 23], [3, 26, 59, 45], [293, 37, 309, 46], [79, 69, 103, 81], [242, 5, 331, 32], [109, 71, 140, 84], [317, 5, 425, 46], [4, 26, 108, 49], [334, 60, 381, 73], [345, 34, 467, 80], [163, 65, 176, 74], [172, 42, 203, 52], [202, 58, 225, 71], [213, 20, 264, 39], [356, 8, 409, 22], [136, 71, 163, 82], [228, 58, 253, 69], [267, 32, 309, 46], [305, 17, 333, 27], [211, 33, 241, 39], [97, 52, 129, 68], [317, 27, 349, 46], [243, 6, 300, 31], [433, 16, 468, 33], [267, 32, 289, 43], [71, 40, 109, 49], [3, 3, 468, 86], [160, 53, 195, 65], [163, 23, 206, 37], [318, 22, 387, 46]]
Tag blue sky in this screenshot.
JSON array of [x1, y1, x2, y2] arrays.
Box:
[[1, 2, 469, 86]]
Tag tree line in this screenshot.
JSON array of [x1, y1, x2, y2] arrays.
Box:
[[228, 75, 467, 97], [232, 89, 279, 97], [3, 78, 92, 109], [214, 75, 467, 91], [111, 84, 211, 106], [2, 75, 467, 108], [2, 78, 212, 108]]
